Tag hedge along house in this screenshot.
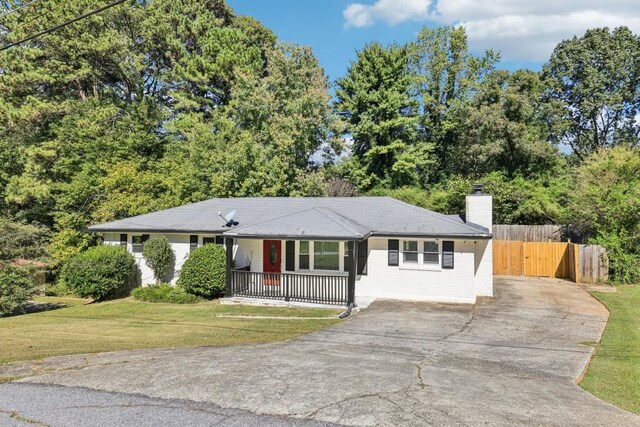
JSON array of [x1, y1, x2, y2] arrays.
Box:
[[88, 187, 493, 306]]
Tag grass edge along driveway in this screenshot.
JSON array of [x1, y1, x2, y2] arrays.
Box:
[[0, 297, 342, 366], [581, 285, 640, 415]]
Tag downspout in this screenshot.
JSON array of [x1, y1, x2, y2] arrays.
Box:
[[339, 303, 354, 318]]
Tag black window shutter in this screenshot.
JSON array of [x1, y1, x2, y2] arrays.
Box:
[[189, 235, 198, 252], [388, 239, 399, 266], [215, 236, 224, 245], [285, 241, 295, 271], [357, 240, 368, 275], [442, 241, 454, 269], [120, 233, 127, 247]]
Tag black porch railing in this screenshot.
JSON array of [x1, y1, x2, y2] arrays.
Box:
[[230, 270, 348, 305]]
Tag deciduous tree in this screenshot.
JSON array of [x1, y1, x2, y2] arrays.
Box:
[[543, 27, 640, 157]]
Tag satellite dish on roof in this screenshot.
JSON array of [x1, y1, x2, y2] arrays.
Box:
[[219, 210, 239, 227]]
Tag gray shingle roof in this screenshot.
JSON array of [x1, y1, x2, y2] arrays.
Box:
[[225, 207, 371, 240], [87, 197, 491, 240]]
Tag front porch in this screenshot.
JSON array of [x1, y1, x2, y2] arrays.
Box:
[[229, 270, 349, 305], [224, 238, 361, 306]]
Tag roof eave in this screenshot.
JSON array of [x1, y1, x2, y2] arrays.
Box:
[[87, 227, 226, 234], [223, 232, 365, 241], [369, 232, 493, 240]]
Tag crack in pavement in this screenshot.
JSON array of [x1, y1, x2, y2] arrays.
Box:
[[0, 408, 50, 426], [416, 360, 427, 390], [439, 306, 476, 342]]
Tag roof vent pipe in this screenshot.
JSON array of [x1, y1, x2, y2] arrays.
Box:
[[472, 184, 484, 195]]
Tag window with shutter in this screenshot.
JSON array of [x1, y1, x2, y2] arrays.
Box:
[[203, 236, 225, 245], [132, 236, 143, 253], [423, 241, 439, 264], [120, 234, 127, 248], [402, 240, 419, 263], [388, 239, 399, 266], [189, 235, 198, 252], [442, 241, 454, 269]]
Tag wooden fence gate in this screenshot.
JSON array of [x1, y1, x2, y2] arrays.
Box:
[[494, 241, 580, 282]]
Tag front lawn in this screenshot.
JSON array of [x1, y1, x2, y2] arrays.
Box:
[[581, 285, 640, 414], [0, 297, 342, 365]]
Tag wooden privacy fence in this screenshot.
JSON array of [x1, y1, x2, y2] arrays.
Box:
[[492, 224, 564, 242], [493, 241, 608, 283], [494, 241, 578, 281], [579, 245, 609, 284]]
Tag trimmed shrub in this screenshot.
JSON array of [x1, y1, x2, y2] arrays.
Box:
[[178, 244, 226, 299], [0, 264, 38, 316], [60, 245, 138, 301], [132, 284, 204, 304], [44, 281, 71, 297], [142, 236, 175, 284]]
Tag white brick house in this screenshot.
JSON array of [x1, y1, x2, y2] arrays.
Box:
[[90, 187, 493, 306]]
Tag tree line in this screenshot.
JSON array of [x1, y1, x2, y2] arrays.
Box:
[[0, 0, 638, 282]]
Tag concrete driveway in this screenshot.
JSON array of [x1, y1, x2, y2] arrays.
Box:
[[5, 276, 640, 426]]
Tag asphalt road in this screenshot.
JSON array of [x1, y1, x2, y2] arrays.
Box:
[[0, 382, 335, 427]]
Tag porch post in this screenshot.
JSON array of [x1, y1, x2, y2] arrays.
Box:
[[225, 238, 233, 298], [347, 240, 357, 306]]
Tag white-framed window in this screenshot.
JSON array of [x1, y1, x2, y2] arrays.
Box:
[[299, 240, 310, 270], [403, 240, 419, 263], [295, 240, 345, 272], [132, 235, 144, 253], [400, 239, 441, 269], [314, 241, 340, 271], [423, 241, 439, 264]]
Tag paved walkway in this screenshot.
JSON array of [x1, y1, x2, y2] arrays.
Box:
[[3, 276, 639, 426]]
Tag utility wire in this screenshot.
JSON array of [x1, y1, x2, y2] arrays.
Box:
[[0, 0, 43, 19], [0, 0, 128, 52], [2, 2, 52, 35]]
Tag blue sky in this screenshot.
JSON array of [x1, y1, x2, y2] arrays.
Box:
[[227, 0, 638, 83]]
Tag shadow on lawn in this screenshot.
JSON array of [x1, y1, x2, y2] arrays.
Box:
[[23, 301, 70, 314]]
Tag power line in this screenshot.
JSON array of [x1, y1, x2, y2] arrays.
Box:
[[2, 2, 53, 35], [0, 0, 43, 19], [0, 0, 128, 52]]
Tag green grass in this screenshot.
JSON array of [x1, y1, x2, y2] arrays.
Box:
[[581, 285, 640, 414], [131, 284, 205, 304], [0, 297, 342, 365]]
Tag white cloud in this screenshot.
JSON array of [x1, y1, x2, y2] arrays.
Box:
[[343, 0, 640, 61], [343, 0, 431, 28]]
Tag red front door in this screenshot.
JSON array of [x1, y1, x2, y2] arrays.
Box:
[[263, 240, 281, 285]]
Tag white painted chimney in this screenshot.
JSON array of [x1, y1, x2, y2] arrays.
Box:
[[466, 184, 493, 298], [466, 184, 492, 230]]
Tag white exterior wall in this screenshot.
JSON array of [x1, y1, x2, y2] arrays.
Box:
[[102, 232, 491, 303], [104, 232, 252, 287], [356, 237, 478, 304], [474, 240, 493, 296], [466, 194, 493, 297], [104, 232, 193, 286], [237, 238, 261, 271]]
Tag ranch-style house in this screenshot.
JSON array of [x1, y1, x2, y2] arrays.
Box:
[[88, 186, 493, 306]]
